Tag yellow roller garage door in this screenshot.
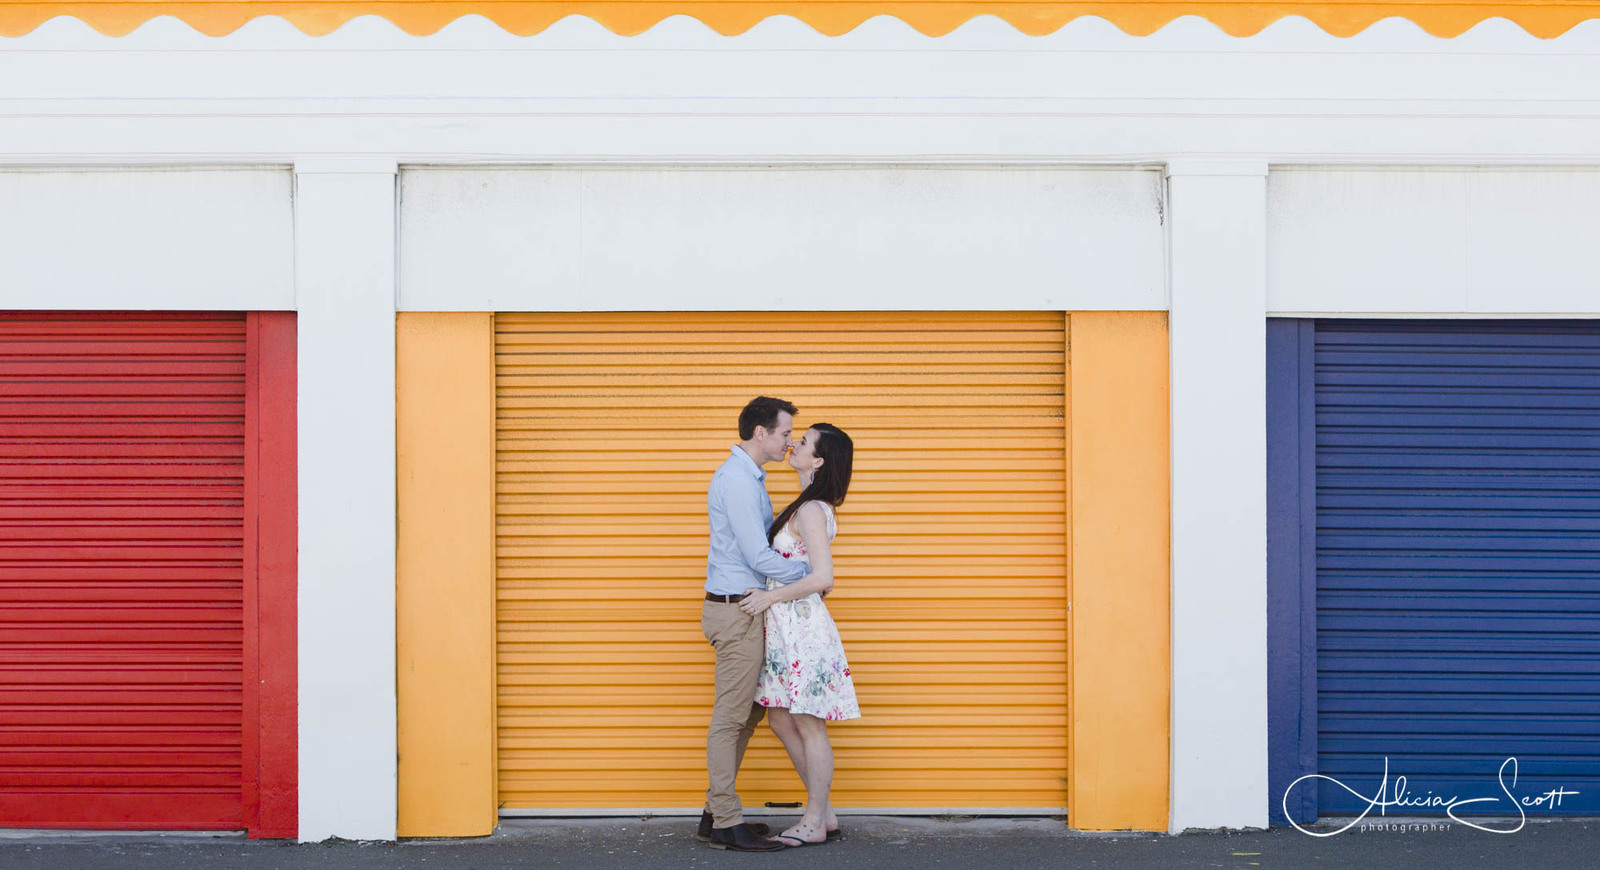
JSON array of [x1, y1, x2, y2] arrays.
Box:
[[495, 311, 1068, 810]]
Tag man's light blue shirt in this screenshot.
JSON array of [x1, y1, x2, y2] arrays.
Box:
[[706, 446, 811, 595]]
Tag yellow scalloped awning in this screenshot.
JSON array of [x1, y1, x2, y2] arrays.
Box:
[[1, 1, 1596, 38]]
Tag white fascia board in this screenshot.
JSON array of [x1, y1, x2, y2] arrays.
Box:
[[0, 166, 294, 310], [397, 166, 1167, 312], [1268, 167, 1600, 316]]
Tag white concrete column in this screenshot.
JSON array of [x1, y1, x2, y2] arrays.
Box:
[[1166, 161, 1270, 832], [294, 159, 398, 842]]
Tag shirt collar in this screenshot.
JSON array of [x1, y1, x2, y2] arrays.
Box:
[[730, 445, 766, 481]]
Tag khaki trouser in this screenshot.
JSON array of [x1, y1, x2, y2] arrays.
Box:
[[702, 598, 767, 829]]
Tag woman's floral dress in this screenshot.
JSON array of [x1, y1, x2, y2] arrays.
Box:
[[755, 503, 860, 721]]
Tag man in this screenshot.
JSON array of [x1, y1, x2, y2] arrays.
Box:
[[698, 396, 812, 852]]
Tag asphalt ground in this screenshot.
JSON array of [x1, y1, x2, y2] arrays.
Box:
[[0, 815, 1591, 869]]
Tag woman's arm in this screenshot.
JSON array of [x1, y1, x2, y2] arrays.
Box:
[[739, 502, 834, 616]]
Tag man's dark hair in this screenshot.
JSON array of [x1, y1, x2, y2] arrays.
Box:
[[738, 396, 798, 441]]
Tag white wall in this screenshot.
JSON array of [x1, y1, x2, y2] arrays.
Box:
[[1166, 163, 1269, 833], [293, 161, 399, 842], [0, 167, 293, 309], [1269, 168, 1600, 315], [4, 12, 1600, 839], [3, 16, 1600, 162], [399, 167, 1165, 311]]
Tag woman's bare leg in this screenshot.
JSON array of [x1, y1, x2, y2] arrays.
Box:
[[767, 707, 807, 791], [777, 713, 832, 844], [770, 708, 831, 829]]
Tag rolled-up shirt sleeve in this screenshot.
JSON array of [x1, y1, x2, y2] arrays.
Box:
[[726, 477, 811, 585]]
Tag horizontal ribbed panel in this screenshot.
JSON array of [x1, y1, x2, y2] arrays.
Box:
[[1315, 320, 1600, 814], [496, 311, 1066, 809], [0, 313, 245, 829]]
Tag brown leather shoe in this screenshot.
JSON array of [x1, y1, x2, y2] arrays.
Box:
[[697, 811, 768, 843], [709, 822, 783, 852]]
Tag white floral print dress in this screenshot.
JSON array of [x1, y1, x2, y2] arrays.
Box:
[[754, 503, 860, 721]]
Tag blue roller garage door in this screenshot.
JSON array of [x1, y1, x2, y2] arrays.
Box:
[[1269, 319, 1600, 821]]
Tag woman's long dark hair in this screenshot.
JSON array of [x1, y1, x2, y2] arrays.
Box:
[[768, 423, 853, 544]]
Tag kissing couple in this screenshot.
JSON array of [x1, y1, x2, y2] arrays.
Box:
[[698, 397, 861, 851]]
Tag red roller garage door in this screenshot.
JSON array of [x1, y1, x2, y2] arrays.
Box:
[[0, 312, 297, 835]]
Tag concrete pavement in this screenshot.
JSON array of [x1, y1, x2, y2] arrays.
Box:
[[0, 815, 1591, 869]]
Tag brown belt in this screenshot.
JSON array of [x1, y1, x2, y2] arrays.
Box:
[[705, 592, 747, 604]]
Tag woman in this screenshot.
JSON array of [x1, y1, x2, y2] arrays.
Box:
[[738, 422, 859, 848]]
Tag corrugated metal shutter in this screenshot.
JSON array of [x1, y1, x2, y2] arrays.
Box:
[[495, 312, 1067, 810], [0, 312, 247, 828], [1315, 319, 1600, 815]]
